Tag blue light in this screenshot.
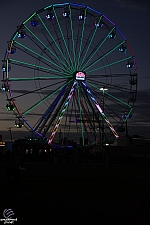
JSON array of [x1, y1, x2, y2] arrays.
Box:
[[7, 47, 16, 54], [2, 66, 11, 72], [108, 32, 116, 39], [95, 17, 103, 28], [119, 45, 126, 52], [122, 114, 132, 119], [30, 20, 39, 27]]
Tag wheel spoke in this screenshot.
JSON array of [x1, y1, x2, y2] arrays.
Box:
[[53, 7, 73, 67], [82, 82, 119, 139], [69, 5, 76, 69], [80, 15, 103, 68], [22, 81, 69, 116], [77, 8, 87, 70], [81, 26, 116, 70], [23, 25, 70, 71], [10, 58, 69, 75], [15, 41, 67, 72], [83, 40, 126, 71], [86, 56, 132, 73], [87, 81, 131, 108], [8, 76, 69, 81], [37, 14, 70, 68]]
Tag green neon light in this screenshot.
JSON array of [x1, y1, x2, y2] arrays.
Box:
[[24, 25, 69, 71], [123, 107, 133, 123], [12, 32, 18, 41], [87, 81, 132, 108], [81, 26, 116, 70], [69, 5, 76, 69], [10, 58, 66, 74], [37, 14, 70, 67], [53, 7, 73, 67], [15, 41, 68, 74], [86, 56, 132, 73], [84, 40, 126, 71], [9, 76, 70, 81], [77, 9, 87, 70], [78, 87, 84, 145], [68, 65, 76, 75], [22, 81, 71, 116], [80, 15, 103, 68], [23, 12, 36, 24], [44, 5, 52, 10]]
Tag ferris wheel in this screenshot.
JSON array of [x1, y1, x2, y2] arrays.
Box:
[[1, 2, 138, 146]]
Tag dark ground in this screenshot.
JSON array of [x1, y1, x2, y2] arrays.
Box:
[[0, 162, 150, 224]]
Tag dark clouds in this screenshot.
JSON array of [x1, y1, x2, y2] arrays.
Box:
[[127, 90, 150, 137], [115, 0, 150, 11]]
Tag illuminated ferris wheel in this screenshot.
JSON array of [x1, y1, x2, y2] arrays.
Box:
[[1, 2, 138, 145]]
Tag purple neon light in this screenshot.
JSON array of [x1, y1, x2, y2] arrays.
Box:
[[82, 82, 119, 139], [102, 14, 115, 26], [48, 81, 77, 145]]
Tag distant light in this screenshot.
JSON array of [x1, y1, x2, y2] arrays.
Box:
[[67, 146, 73, 149], [100, 87, 108, 91]]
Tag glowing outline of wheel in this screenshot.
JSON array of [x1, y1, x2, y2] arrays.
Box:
[[1, 2, 138, 145]]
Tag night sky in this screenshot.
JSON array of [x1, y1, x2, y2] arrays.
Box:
[[0, 0, 150, 141]]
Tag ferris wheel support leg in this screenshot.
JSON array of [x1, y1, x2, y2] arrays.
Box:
[[34, 84, 67, 136], [74, 90, 91, 144], [82, 82, 119, 140], [48, 81, 77, 145]]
